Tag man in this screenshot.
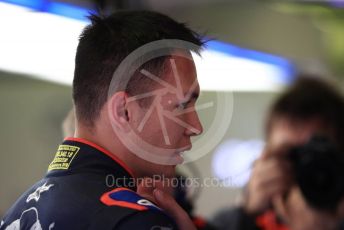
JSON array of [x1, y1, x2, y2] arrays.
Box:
[[0, 11, 204, 229], [61, 109, 215, 229], [148, 76, 344, 230]]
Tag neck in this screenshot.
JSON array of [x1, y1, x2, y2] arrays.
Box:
[[75, 121, 140, 178]]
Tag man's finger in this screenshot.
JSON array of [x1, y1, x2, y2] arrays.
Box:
[[137, 178, 156, 202], [153, 188, 197, 230]]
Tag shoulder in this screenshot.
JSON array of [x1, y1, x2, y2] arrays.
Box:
[[114, 210, 177, 230], [100, 187, 161, 212], [90, 187, 177, 230]]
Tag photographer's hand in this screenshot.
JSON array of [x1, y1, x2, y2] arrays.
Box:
[[243, 146, 292, 215]]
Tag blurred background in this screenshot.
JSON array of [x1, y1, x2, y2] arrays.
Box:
[[0, 0, 343, 219]]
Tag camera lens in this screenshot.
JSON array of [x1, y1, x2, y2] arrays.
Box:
[[288, 135, 344, 211]]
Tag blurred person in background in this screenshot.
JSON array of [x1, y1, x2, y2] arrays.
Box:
[[145, 76, 344, 230], [211, 76, 344, 230], [0, 10, 205, 230]]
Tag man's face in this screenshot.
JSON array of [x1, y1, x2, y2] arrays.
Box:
[[128, 54, 203, 178], [268, 118, 322, 151], [269, 117, 340, 230]]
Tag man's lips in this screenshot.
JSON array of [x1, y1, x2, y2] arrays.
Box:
[[171, 145, 192, 164]]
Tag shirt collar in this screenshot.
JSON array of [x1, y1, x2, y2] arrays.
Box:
[[46, 137, 136, 190]]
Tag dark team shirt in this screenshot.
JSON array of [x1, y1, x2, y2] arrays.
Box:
[[0, 138, 177, 230]]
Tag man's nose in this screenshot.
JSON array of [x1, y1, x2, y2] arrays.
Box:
[[185, 111, 203, 136]]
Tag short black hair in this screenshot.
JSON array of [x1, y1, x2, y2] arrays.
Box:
[[266, 75, 344, 146], [73, 11, 204, 126]]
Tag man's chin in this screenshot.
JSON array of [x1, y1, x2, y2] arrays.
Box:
[[164, 153, 184, 165]]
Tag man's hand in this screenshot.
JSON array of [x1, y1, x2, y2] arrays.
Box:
[[137, 178, 197, 230], [243, 146, 292, 215], [152, 188, 197, 230]]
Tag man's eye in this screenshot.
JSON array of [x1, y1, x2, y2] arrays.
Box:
[[177, 102, 188, 110]]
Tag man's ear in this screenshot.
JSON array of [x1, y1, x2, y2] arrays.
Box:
[[108, 92, 130, 132]]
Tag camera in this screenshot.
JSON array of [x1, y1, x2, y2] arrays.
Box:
[[288, 135, 344, 211]]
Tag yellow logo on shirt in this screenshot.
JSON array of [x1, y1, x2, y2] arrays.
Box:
[[48, 145, 80, 171]]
